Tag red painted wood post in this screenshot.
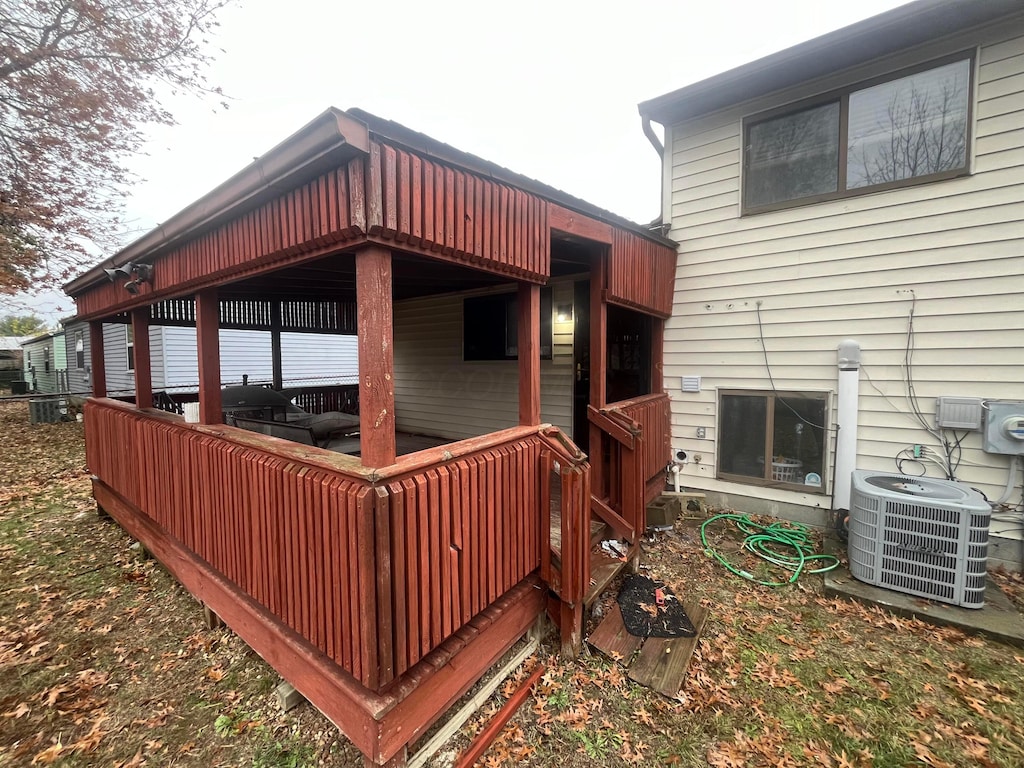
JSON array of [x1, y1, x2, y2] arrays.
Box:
[[652, 317, 665, 395], [131, 308, 153, 410], [589, 251, 607, 498], [518, 282, 541, 426], [195, 288, 222, 424], [88, 320, 106, 398], [356, 245, 396, 467]]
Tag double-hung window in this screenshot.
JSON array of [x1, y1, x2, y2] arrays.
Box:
[[126, 326, 135, 371], [743, 54, 972, 212]]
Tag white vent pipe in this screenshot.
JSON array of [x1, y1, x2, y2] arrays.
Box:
[[834, 340, 861, 510]]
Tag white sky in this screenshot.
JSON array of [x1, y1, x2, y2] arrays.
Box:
[[8, 0, 911, 323]]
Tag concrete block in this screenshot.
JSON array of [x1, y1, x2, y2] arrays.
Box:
[[275, 681, 306, 712]]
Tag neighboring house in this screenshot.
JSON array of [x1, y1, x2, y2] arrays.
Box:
[[0, 336, 27, 386], [20, 330, 66, 394], [639, 0, 1024, 568], [62, 319, 359, 401]]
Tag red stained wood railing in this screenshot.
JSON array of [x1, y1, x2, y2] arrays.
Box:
[[611, 393, 672, 488], [381, 435, 546, 679], [84, 399, 579, 692], [85, 399, 380, 688]]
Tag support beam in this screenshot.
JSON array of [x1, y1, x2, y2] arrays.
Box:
[[271, 299, 283, 390], [651, 317, 665, 394], [589, 252, 608, 497], [195, 289, 222, 425], [356, 245, 396, 467], [131, 309, 153, 410], [518, 282, 541, 426], [88, 320, 106, 398]]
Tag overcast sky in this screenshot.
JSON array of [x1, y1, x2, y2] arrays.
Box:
[[8, 0, 911, 324]]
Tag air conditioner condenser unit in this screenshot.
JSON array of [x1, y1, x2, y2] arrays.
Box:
[[848, 471, 990, 608]]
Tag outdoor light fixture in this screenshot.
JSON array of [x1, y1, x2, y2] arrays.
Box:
[[103, 261, 154, 295]]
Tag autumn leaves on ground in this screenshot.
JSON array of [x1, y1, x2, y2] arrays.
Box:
[[2, 400, 1024, 767]]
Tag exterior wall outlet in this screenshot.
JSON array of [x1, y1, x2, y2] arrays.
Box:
[[696, 427, 706, 439]]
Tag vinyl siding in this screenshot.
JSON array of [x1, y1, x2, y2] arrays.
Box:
[[393, 282, 575, 442], [663, 20, 1024, 523], [160, 327, 358, 392], [64, 324, 90, 397], [22, 336, 62, 394]]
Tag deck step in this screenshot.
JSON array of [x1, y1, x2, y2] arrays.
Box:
[[584, 546, 629, 607]]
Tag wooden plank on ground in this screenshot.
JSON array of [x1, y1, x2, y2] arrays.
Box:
[[585, 547, 627, 607], [587, 603, 642, 663], [627, 602, 708, 698]]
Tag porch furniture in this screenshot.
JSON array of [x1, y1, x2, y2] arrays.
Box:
[[221, 384, 360, 441]]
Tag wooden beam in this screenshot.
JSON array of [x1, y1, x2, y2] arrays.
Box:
[[652, 317, 665, 394], [195, 288, 222, 425], [131, 308, 152, 410], [517, 282, 541, 426], [549, 204, 613, 245], [356, 245, 396, 467], [589, 252, 608, 498], [88, 320, 106, 398]]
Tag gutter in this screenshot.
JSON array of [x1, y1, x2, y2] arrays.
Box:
[[64, 108, 370, 297], [641, 116, 664, 161]]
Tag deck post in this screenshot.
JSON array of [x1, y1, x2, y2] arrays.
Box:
[[270, 299, 283, 390], [518, 282, 541, 426], [131, 308, 153, 410], [356, 244, 396, 467], [88, 320, 106, 398], [195, 288, 222, 425], [589, 252, 608, 496]]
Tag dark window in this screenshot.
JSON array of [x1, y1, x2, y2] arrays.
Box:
[[75, 332, 85, 369], [463, 289, 552, 361], [743, 55, 971, 213], [126, 326, 134, 371], [43, 347, 50, 373], [606, 305, 653, 403], [718, 390, 828, 493]]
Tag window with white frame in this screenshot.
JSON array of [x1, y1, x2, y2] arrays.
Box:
[[717, 390, 828, 492], [75, 332, 85, 369], [743, 54, 972, 212]]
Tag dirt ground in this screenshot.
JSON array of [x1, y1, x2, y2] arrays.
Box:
[[2, 398, 1024, 767]]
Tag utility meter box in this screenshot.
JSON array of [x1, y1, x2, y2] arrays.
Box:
[[982, 401, 1024, 455]]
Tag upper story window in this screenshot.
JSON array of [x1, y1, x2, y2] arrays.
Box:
[[743, 54, 972, 213]]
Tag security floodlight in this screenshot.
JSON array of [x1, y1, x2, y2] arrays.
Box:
[[104, 265, 133, 282], [124, 279, 141, 295]]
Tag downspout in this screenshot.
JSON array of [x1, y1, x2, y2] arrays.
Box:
[[641, 116, 664, 160], [833, 340, 861, 511]]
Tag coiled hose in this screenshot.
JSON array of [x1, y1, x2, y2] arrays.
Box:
[[699, 513, 839, 587]]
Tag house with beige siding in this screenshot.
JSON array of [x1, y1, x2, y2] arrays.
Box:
[[639, 0, 1024, 568]]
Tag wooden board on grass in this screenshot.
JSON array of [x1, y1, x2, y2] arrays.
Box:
[[587, 603, 643, 663], [627, 601, 708, 698]]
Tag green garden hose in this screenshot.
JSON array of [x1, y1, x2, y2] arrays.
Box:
[[699, 513, 839, 587]]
